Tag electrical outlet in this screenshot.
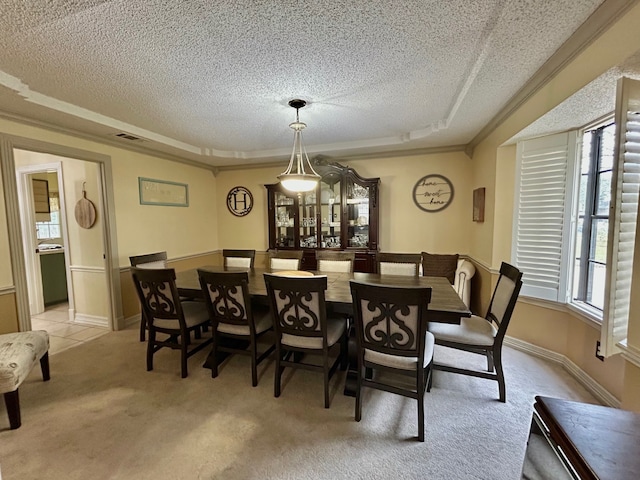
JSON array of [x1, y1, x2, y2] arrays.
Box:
[[595, 341, 604, 361]]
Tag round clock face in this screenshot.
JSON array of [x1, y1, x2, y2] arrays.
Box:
[[412, 174, 454, 212], [226, 186, 253, 217]]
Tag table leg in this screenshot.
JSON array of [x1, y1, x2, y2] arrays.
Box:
[[343, 324, 357, 397]]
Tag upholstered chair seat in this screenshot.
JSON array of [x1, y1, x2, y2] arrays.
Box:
[[264, 273, 348, 408], [0, 330, 50, 429], [131, 267, 213, 378], [281, 317, 347, 349], [428, 262, 522, 402], [364, 332, 435, 370], [129, 251, 169, 342], [198, 270, 274, 386], [350, 281, 434, 442], [153, 301, 209, 330], [217, 309, 272, 336], [428, 316, 497, 346]]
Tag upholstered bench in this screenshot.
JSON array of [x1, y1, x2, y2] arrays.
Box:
[[421, 253, 476, 308], [0, 330, 50, 429]]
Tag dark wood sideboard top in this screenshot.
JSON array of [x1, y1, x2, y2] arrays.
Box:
[[534, 396, 640, 480]]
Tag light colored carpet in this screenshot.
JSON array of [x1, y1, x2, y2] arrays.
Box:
[[0, 327, 598, 480]]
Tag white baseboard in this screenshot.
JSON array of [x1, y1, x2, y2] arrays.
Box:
[[505, 336, 620, 408], [74, 313, 109, 328], [123, 313, 141, 330]]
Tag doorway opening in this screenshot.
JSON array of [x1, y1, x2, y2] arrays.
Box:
[[0, 134, 123, 337]]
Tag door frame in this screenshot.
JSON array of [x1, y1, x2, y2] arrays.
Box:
[[0, 134, 123, 332], [16, 163, 74, 317]]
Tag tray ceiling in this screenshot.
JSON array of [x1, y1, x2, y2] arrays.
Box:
[[0, 0, 632, 167]]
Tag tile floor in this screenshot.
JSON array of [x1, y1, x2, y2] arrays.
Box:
[[30, 302, 109, 355]]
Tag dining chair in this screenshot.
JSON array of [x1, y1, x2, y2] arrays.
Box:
[[267, 249, 304, 270], [428, 262, 523, 402], [223, 249, 256, 268], [349, 281, 433, 442], [130, 251, 168, 341], [198, 270, 275, 386], [131, 267, 212, 378], [264, 273, 348, 408], [376, 252, 422, 276], [315, 250, 355, 273]]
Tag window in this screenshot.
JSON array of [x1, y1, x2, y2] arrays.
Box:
[[512, 77, 640, 357], [36, 194, 60, 240], [572, 122, 615, 312]]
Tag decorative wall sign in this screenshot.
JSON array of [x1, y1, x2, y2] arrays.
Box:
[[227, 186, 253, 217], [473, 187, 485, 222], [139, 177, 189, 207], [75, 182, 97, 229], [412, 174, 454, 212]]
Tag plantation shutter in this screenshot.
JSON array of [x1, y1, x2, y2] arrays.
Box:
[[513, 132, 577, 301], [601, 77, 640, 357]]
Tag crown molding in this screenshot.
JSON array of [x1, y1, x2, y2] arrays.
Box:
[[466, 0, 638, 156], [0, 109, 219, 173]]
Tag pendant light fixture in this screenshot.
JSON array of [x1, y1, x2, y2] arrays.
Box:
[[277, 99, 320, 192]]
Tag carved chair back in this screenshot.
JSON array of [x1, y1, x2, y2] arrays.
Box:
[[350, 281, 432, 361], [131, 267, 186, 331], [198, 270, 254, 333], [264, 274, 329, 347]]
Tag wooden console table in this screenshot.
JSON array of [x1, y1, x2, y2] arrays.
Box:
[[522, 396, 640, 479]]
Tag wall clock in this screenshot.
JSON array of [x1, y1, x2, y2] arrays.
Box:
[[412, 174, 454, 212], [226, 186, 253, 217]]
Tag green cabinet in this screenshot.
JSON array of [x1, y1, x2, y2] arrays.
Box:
[[40, 252, 68, 306]]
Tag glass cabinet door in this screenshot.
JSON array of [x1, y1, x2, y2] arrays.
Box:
[[346, 180, 370, 249], [320, 175, 341, 248], [274, 191, 296, 248], [299, 191, 317, 248]]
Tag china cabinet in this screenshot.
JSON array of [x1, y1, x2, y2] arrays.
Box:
[[266, 157, 379, 272]]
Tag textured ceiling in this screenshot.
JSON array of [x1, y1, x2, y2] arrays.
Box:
[[0, 0, 629, 167]]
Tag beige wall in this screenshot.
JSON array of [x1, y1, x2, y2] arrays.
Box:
[[470, 3, 640, 408], [0, 117, 219, 331], [215, 152, 473, 255], [0, 292, 18, 333], [0, 2, 639, 408], [112, 151, 219, 263], [622, 363, 640, 412]]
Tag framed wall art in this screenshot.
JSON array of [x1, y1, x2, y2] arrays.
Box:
[[412, 174, 454, 212], [227, 186, 253, 217], [473, 187, 485, 222], [139, 177, 189, 207]]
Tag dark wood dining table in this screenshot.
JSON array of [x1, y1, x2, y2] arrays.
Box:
[[175, 266, 471, 396]]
